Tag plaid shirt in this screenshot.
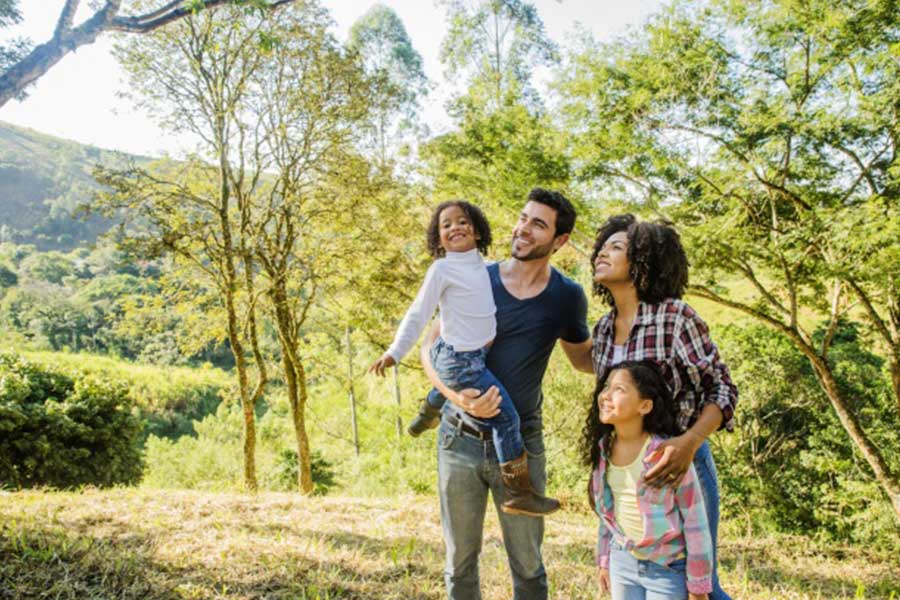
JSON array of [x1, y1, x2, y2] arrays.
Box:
[[591, 299, 737, 432], [593, 435, 714, 595]]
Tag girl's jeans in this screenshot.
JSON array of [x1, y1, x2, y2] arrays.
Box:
[[609, 542, 688, 600], [693, 441, 731, 600], [430, 336, 523, 463]]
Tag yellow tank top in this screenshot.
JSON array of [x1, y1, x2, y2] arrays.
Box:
[[606, 435, 651, 543]]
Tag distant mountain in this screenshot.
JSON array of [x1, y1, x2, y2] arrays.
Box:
[[0, 122, 151, 250]]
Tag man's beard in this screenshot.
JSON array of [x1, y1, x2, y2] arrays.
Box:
[[511, 236, 554, 261]]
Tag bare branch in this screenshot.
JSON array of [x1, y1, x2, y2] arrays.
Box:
[[847, 278, 895, 347], [54, 0, 83, 39]]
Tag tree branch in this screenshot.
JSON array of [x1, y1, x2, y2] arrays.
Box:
[[54, 0, 83, 40], [847, 278, 895, 347], [0, 0, 296, 108]]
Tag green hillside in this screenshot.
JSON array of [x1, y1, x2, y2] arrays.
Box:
[[0, 122, 150, 250]]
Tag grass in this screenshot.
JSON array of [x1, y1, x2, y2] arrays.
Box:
[[1, 488, 898, 599]]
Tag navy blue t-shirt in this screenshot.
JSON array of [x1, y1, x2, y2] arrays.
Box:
[[470, 262, 589, 429]]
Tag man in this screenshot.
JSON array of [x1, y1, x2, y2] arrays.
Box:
[[420, 188, 593, 600]]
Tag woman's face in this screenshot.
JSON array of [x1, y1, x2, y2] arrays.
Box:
[[597, 368, 652, 425], [593, 230, 630, 286]]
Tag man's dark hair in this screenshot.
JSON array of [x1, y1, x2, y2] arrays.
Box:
[[526, 188, 577, 237], [580, 360, 680, 468], [590, 214, 689, 305], [426, 200, 492, 258]]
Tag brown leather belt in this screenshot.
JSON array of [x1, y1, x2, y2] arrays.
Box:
[[444, 413, 541, 440], [445, 413, 491, 440]]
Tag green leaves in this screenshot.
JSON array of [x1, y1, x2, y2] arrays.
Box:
[[0, 352, 143, 489]]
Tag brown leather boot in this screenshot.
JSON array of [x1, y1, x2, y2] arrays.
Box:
[[499, 452, 560, 516]]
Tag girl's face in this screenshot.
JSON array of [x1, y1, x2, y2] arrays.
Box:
[[598, 368, 653, 426], [439, 205, 479, 254], [593, 230, 630, 286]]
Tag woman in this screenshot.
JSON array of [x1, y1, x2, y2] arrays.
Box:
[[589, 214, 737, 600]]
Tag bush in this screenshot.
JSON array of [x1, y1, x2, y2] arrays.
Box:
[[265, 448, 337, 495], [0, 352, 143, 488], [715, 322, 900, 552]]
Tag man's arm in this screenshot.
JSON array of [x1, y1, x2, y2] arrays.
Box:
[[559, 338, 594, 374], [419, 320, 501, 418]]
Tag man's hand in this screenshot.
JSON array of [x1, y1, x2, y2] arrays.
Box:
[[688, 593, 709, 600], [643, 431, 703, 488], [597, 567, 610, 596], [447, 386, 501, 418], [368, 353, 396, 377]]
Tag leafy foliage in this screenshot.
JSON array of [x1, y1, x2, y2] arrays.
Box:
[[0, 352, 143, 488], [715, 324, 900, 549]]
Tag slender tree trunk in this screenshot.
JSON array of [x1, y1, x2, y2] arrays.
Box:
[[393, 364, 402, 440], [218, 158, 257, 492], [346, 325, 360, 457], [269, 281, 314, 494], [806, 353, 900, 522], [223, 286, 257, 491], [890, 354, 900, 418]]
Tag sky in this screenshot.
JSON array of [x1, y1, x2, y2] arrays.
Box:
[[0, 0, 661, 157]]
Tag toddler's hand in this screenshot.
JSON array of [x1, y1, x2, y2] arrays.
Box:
[[368, 353, 396, 377], [597, 567, 610, 596]]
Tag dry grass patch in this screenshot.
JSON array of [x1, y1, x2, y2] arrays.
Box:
[[1, 488, 897, 599]]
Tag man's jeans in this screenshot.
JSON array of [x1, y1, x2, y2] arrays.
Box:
[[437, 417, 547, 600], [693, 441, 731, 600], [609, 542, 687, 600], [431, 337, 524, 462]]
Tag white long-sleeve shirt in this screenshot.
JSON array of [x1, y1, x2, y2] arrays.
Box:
[[386, 248, 496, 362]]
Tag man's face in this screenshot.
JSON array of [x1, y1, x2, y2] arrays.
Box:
[[510, 201, 567, 261]]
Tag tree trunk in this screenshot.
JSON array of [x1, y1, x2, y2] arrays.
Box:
[[890, 354, 900, 419], [269, 282, 314, 494], [346, 325, 360, 456], [807, 353, 900, 523], [218, 155, 257, 492], [393, 364, 402, 440], [224, 286, 257, 492]]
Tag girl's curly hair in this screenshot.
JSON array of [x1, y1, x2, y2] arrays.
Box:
[[426, 200, 492, 258], [590, 214, 689, 305], [580, 360, 680, 468]]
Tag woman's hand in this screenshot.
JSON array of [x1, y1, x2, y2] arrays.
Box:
[[643, 430, 703, 488], [597, 567, 610, 596], [688, 593, 709, 600], [368, 353, 396, 377]]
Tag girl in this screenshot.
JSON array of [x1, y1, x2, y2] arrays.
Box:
[[583, 360, 713, 600], [590, 214, 737, 600], [369, 199, 559, 516]]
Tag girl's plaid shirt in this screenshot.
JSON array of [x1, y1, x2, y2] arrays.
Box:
[[592, 435, 714, 595], [591, 298, 738, 433]]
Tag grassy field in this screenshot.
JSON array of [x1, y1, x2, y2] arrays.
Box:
[[1, 488, 898, 600]]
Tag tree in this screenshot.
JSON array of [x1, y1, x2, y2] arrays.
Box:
[[439, 0, 557, 111], [0, 0, 297, 108], [559, 0, 900, 521], [348, 4, 427, 168], [247, 4, 382, 493], [93, 3, 281, 490]]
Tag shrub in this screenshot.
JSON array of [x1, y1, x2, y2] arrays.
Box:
[[715, 323, 900, 552], [0, 352, 143, 488]]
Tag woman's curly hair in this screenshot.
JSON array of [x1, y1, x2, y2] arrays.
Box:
[[426, 200, 492, 258], [590, 214, 689, 305], [580, 360, 680, 469]]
